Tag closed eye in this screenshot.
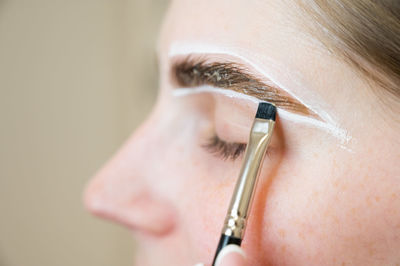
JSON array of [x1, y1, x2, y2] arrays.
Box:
[[202, 134, 247, 161]]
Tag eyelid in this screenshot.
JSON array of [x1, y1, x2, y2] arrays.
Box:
[[202, 134, 246, 161], [170, 56, 320, 120]]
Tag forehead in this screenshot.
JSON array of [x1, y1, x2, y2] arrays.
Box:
[[161, 0, 314, 58], [163, 0, 299, 42], [160, 0, 324, 63]]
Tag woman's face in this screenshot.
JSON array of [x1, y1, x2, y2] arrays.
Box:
[[84, 1, 400, 265]]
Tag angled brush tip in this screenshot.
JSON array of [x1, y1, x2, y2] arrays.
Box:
[[255, 102, 276, 121]]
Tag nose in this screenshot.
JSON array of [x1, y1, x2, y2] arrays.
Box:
[[84, 112, 177, 236]]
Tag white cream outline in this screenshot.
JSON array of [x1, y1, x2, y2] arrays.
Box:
[[172, 87, 351, 143], [168, 42, 352, 145], [168, 42, 337, 125]]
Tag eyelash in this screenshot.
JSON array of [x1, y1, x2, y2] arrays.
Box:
[[202, 134, 247, 161]]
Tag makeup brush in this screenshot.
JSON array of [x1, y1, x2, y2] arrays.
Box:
[[212, 102, 276, 266]]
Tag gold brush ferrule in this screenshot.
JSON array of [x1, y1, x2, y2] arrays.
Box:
[[221, 117, 275, 239]]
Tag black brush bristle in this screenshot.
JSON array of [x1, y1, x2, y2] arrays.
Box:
[[255, 102, 276, 121]]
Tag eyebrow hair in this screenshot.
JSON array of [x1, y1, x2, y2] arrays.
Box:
[[170, 56, 317, 118]]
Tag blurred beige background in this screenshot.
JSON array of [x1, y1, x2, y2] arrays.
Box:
[[0, 1, 168, 265]]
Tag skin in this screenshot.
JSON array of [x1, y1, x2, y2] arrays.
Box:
[[84, 1, 400, 265]]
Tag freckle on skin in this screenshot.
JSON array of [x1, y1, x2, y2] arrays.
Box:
[[298, 231, 305, 240], [368, 247, 375, 256], [366, 195, 372, 207], [278, 229, 286, 238], [333, 215, 339, 224]]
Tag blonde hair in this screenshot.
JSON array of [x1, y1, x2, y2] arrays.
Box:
[[296, 0, 400, 102]]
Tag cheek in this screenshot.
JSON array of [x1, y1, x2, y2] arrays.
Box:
[[171, 142, 244, 261], [252, 146, 400, 265], [179, 170, 238, 259]]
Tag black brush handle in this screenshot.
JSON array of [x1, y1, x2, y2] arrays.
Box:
[[211, 234, 242, 266]]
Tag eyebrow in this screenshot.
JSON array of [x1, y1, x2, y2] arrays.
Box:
[[170, 56, 317, 118]]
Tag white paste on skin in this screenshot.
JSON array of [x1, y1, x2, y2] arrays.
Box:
[[168, 42, 353, 147], [172, 87, 351, 144], [168, 42, 338, 125]]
